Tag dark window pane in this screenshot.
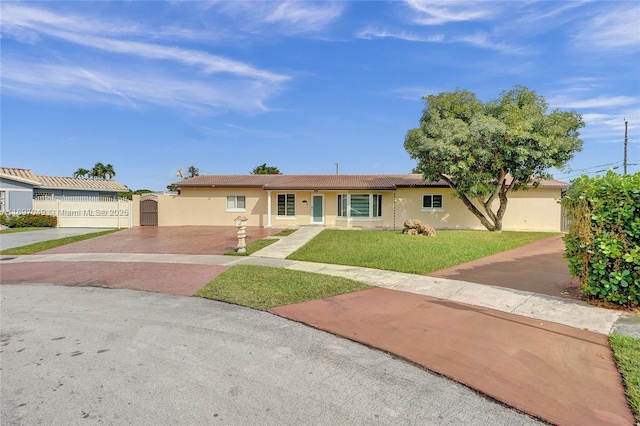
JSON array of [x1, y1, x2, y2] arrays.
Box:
[[277, 194, 285, 216], [350, 194, 369, 217]]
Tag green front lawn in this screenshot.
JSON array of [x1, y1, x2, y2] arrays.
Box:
[[610, 334, 640, 422], [288, 229, 559, 275], [196, 265, 372, 311], [0, 229, 122, 255]]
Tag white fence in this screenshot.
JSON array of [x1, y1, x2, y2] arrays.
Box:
[[32, 197, 133, 228]]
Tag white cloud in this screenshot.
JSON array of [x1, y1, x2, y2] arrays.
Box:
[[404, 0, 497, 25], [356, 27, 443, 42], [550, 95, 638, 110], [452, 32, 527, 55], [265, 1, 344, 32], [213, 1, 344, 35], [573, 3, 640, 52], [1, 59, 281, 114], [356, 26, 523, 54], [1, 3, 226, 43], [0, 3, 290, 114], [1, 4, 287, 83]]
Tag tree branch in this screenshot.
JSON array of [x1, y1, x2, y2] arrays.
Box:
[[440, 174, 497, 231]]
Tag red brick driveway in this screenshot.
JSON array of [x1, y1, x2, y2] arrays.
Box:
[[1, 226, 283, 295], [39, 226, 282, 255]]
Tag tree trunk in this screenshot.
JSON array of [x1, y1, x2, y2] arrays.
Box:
[[456, 192, 499, 231], [439, 174, 507, 232]]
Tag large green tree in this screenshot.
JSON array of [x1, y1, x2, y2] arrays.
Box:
[[251, 163, 282, 175], [404, 85, 584, 231]]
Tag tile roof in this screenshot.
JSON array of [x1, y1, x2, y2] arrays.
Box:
[[175, 174, 568, 190], [0, 167, 128, 191], [0, 168, 41, 185], [37, 175, 129, 191]]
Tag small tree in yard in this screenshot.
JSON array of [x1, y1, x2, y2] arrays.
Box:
[[404, 85, 584, 231]]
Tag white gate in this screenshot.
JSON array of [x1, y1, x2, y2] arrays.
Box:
[[32, 197, 133, 228]]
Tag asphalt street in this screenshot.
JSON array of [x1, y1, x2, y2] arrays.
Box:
[[1, 285, 543, 425]]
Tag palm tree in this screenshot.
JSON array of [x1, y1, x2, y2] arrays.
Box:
[[91, 162, 107, 179], [104, 164, 116, 180], [73, 168, 90, 178], [187, 165, 199, 178]]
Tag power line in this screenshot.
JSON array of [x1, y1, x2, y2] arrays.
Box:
[[555, 161, 624, 180]]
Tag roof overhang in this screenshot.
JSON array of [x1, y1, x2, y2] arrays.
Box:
[[0, 173, 42, 186]]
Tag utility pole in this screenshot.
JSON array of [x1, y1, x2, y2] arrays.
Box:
[[623, 119, 628, 175]]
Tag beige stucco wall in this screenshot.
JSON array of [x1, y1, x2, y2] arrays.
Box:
[[158, 188, 268, 226], [395, 187, 563, 232], [154, 186, 563, 231], [157, 188, 396, 228], [132, 194, 141, 226]]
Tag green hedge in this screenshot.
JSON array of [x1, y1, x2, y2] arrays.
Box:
[[562, 171, 640, 307], [0, 213, 58, 228]]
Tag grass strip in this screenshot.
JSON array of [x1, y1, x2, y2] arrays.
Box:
[[273, 228, 297, 237], [610, 334, 640, 422], [225, 238, 278, 256], [0, 229, 122, 255], [196, 265, 372, 311], [288, 229, 560, 275], [0, 227, 49, 234]]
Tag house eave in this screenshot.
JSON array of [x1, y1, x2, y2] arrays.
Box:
[[0, 173, 42, 187]]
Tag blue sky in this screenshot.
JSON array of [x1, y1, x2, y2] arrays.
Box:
[[2, 1, 639, 191]]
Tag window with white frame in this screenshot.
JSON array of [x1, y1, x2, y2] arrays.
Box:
[[277, 194, 295, 217], [422, 194, 443, 210], [337, 194, 382, 218], [226, 195, 246, 212], [0, 191, 6, 212], [33, 192, 54, 201]]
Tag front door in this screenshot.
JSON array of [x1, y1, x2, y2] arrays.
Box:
[[311, 195, 324, 224]]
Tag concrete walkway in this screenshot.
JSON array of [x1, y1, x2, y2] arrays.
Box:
[[251, 226, 325, 258]]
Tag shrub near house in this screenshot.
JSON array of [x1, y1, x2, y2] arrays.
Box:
[[562, 171, 640, 307], [0, 213, 57, 228]]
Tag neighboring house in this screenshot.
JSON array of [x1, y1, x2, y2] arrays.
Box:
[[139, 174, 567, 232], [0, 167, 128, 213]]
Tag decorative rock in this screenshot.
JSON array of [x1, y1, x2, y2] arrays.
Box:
[[402, 219, 436, 237]]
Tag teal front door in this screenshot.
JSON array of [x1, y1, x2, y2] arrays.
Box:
[[311, 195, 324, 224]]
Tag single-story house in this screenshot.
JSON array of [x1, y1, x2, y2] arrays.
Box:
[[0, 167, 129, 213], [141, 174, 568, 232]]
